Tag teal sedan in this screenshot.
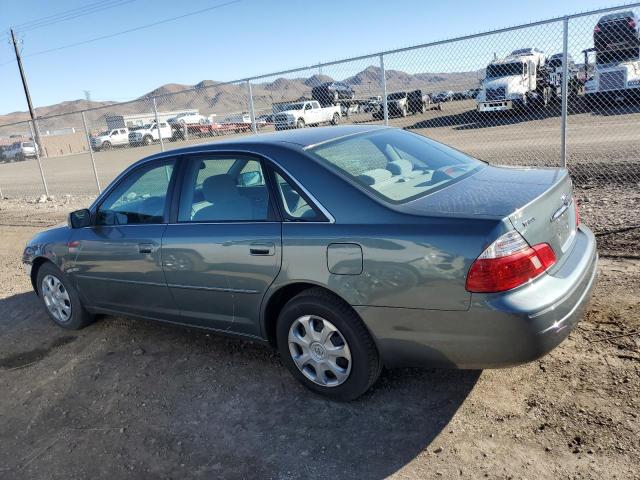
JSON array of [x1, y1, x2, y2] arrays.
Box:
[[23, 126, 597, 400]]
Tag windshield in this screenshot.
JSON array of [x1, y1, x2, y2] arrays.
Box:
[[387, 92, 406, 100], [22, 142, 34, 148], [274, 103, 304, 112], [307, 129, 482, 204], [486, 62, 523, 78]]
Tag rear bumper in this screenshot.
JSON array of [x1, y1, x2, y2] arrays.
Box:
[[356, 226, 598, 369]]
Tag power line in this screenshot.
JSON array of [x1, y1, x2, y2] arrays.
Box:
[[17, 1, 138, 33], [11, 0, 131, 31], [22, 0, 243, 59]]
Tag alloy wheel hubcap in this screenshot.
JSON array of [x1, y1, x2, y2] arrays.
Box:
[[288, 315, 352, 387], [41, 274, 72, 323]]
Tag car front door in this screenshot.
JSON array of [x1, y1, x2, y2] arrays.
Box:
[[161, 154, 281, 335], [70, 158, 178, 320]]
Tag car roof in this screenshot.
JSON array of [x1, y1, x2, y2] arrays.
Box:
[[143, 125, 389, 161]]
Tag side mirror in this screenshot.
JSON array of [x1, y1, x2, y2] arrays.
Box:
[[238, 170, 263, 187], [69, 209, 91, 228]]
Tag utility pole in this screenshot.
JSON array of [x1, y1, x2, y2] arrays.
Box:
[[10, 28, 44, 156]]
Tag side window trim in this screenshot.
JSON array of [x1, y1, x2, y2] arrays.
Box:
[[93, 158, 177, 226]]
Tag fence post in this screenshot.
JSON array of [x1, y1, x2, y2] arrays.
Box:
[[247, 80, 257, 134], [560, 16, 569, 168], [152, 97, 165, 152], [379, 53, 388, 126], [28, 120, 49, 198], [81, 111, 101, 194]]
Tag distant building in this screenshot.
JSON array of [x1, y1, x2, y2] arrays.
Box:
[[105, 109, 199, 129]]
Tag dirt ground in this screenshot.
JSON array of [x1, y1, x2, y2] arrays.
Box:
[[0, 195, 639, 479]]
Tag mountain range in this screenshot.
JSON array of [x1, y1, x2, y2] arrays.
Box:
[[0, 66, 479, 129]]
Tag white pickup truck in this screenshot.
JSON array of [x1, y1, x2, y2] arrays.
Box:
[[91, 128, 129, 150], [128, 121, 172, 146], [3, 141, 39, 162], [273, 100, 341, 130]]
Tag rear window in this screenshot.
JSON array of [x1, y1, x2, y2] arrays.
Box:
[[307, 129, 483, 204]]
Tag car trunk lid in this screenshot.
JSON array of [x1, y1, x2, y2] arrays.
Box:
[[402, 165, 576, 264]]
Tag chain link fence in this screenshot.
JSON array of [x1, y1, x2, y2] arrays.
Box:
[[0, 4, 638, 247]]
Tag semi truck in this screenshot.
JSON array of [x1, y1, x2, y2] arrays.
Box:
[[476, 48, 552, 112]]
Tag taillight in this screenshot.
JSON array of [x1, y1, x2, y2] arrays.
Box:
[[594, 25, 601, 33], [466, 230, 556, 293], [629, 19, 637, 29], [573, 197, 580, 226]]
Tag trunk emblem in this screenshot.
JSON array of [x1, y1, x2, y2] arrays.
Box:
[[551, 193, 571, 222]]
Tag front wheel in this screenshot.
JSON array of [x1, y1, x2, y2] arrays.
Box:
[[37, 262, 93, 330], [102, 141, 111, 150], [276, 288, 382, 401], [331, 113, 340, 125], [143, 135, 153, 146], [296, 118, 305, 129]]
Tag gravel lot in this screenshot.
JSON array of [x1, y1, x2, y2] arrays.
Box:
[[0, 195, 639, 479]]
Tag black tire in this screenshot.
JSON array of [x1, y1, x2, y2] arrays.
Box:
[[276, 288, 382, 401], [331, 113, 340, 125], [102, 141, 111, 150], [143, 135, 153, 146], [296, 118, 305, 129], [36, 262, 93, 330]]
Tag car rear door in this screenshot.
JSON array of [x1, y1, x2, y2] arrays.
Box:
[[70, 158, 178, 319], [161, 153, 282, 335]]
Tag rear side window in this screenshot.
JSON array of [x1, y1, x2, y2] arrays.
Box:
[[307, 129, 482, 204], [178, 156, 270, 222]]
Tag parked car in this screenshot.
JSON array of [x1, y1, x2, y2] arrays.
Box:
[[273, 100, 341, 130], [3, 141, 39, 161], [466, 88, 480, 99], [23, 125, 597, 401], [91, 128, 129, 151], [376, 90, 432, 118], [432, 90, 454, 102], [311, 81, 355, 106], [128, 121, 172, 146], [593, 10, 639, 53], [167, 112, 207, 126]]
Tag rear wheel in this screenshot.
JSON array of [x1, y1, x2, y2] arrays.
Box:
[[331, 113, 340, 125], [143, 135, 153, 146], [102, 141, 112, 150], [37, 262, 93, 330], [296, 118, 306, 129], [276, 288, 381, 401]]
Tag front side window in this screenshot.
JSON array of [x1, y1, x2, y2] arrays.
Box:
[[178, 156, 270, 222], [96, 160, 175, 225], [307, 129, 482, 204]]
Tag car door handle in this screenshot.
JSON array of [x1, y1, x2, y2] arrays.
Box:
[[249, 242, 275, 256], [138, 243, 154, 254]]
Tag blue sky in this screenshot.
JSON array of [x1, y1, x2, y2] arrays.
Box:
[[0, 0, 629, 114]]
